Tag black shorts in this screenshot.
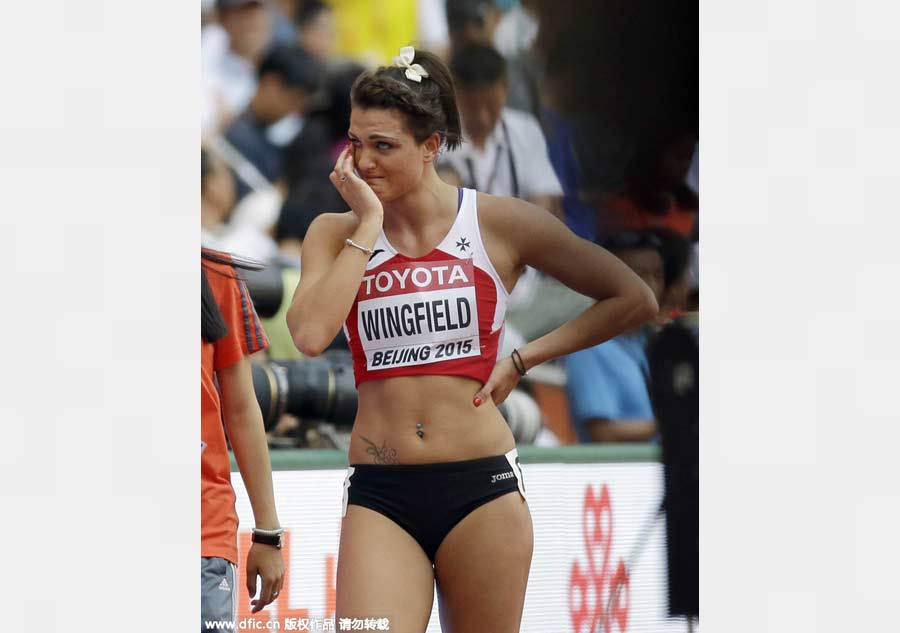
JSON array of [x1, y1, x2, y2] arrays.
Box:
[[342, 448, 527, 563]]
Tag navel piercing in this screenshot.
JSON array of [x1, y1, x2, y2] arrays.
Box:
[[416, 422, 425, 438]]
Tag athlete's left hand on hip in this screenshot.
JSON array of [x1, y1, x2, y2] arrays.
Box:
[[473, 356, 521, 408]]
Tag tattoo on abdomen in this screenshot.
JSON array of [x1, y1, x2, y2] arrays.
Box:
[[361, 436, 399, 465]]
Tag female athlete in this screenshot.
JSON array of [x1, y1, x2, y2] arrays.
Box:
[[286, 47, 657, 633]]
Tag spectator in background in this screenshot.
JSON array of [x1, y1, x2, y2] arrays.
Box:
[[207, 0, 274, 129], [202, 147, 280, 261], [268, 0, 303, 45], [275, 179, 345, 263], [446, 0, 502, 50], [202, 147, 238, 249], [299, 61, 366, 162], [542, 109, 610, 242], [505, 179, 681, 342], [445, 0, 542, 118], [442, 41, 561, 317], [202, 0, 231, 138], [564, 231, 665, 444], [596, 130, 699, 239], [280, 62, 364, 205], [492, 0, 539, 58], [223, 44, 323, 199], [416, 0, 452, 58], [441, 43, 562, 214], [282, 3, 360, 192], [256, 182, 351, 362], [647, 227, 693, 322], [503, 154, 696, 347], [539, 33, 633, 243], [532, 0, 697, 243], [295, 0, 339, 65], [277, 62, 363, 269]]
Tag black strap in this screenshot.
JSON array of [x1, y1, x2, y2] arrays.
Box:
[[501, 119, 519, 199], [464, 156, 478, 190], [251, 531, 283, 549]]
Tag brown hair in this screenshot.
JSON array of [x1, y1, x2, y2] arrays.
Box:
[[350, 48, 462, 151]]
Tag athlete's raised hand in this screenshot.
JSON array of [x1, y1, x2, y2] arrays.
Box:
[[472, 355, 521, 409], [329, 144, 383, 225]]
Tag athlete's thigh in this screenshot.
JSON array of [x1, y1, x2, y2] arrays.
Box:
[[433, 492, 534, 633], [336, 504, 436, 633]]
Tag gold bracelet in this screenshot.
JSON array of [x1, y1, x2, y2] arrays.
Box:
[[345, 238, 374, 255]]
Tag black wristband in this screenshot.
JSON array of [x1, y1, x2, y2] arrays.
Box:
[[251, 528, 283, 549], [511, 349, 527, 376]]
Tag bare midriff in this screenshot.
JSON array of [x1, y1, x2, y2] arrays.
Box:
[[349, 374, 515, 465]]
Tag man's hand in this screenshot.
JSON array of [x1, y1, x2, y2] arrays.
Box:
[[246, 542, 285, 613]]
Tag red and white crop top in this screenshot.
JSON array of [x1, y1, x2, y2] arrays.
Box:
[[343, 188, 510, 387]]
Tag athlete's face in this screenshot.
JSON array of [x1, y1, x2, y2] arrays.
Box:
[[348, 107, 440, 202]]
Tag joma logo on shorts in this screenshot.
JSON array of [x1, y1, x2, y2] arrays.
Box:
[[491, 471, 515, 483]]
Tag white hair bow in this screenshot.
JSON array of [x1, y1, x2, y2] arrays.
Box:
[[393, 46, 430, 83]]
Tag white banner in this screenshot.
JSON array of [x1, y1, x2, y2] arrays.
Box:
[[232, 461, 691, 632]]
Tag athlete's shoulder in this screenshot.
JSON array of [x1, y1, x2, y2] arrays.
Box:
[[474, 191, 573, 267], [474, 190, 544, 230]]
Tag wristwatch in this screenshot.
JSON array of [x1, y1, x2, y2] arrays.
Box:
[[251, 527, 284, 549]]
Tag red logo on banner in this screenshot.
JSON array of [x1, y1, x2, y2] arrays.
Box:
[[568, 484, 630, 633]]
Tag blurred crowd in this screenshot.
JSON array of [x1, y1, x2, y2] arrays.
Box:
[[201, 0, 699, 449]]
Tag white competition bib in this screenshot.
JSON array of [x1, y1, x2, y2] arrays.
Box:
[[355, 259, 481, 371]]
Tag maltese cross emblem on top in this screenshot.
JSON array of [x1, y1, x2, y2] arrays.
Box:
[[456, 237, 471, 252]]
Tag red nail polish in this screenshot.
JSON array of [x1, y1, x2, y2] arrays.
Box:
[[474, 396, 482, 407]]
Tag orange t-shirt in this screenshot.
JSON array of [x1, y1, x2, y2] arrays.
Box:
[[201, 258, 268, 564], [599, 195, 697, 238]]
